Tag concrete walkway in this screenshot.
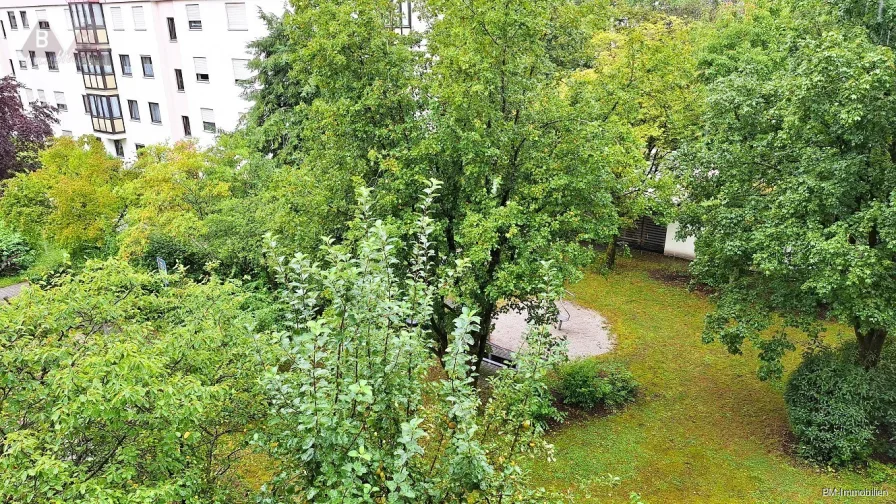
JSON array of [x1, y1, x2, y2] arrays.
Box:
[[489, 300, 614, 359], [0, 282, 27, 302]]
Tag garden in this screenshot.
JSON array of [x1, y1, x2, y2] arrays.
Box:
[[2, 0, 896, 501]]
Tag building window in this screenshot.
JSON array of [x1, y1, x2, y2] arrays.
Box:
[[175, 69, 185, 91], [82, 94, 90, 113], [232, 58, 251, 84], [46, 52, 58, 70], [69, 3, 107, 44], [109, 6, 123, 30], [37, 10, 49, 29], [24, 88, 34, 103], [54, 91, 67, 111], [135, 143, 145, 152], [77, 50, 116, 90], [20, 11, 28, 29], [120, 54, 131, 76], [37, 89, 46, 103], [113, 139, 124, 157], [200, 108, 215, 132], [141, 56, 153, 77], [167, 17, 176, 40], [194, 57, 209, 82], [127, 99, 139, 120], [182, 115, 192, 137], [149, 102, 161, 123], [8, 12, 17, 30], [86, 94, 125, 133], [16, 50, 25, 69], [185, 4, 201, 30], [29, 51, 36, 68], [387, 1, 412, 32], [132, 6, 145, 30], [62, 130, 73, 136], [225, 3, 247, 30]]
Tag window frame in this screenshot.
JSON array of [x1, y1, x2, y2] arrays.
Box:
[[182, 115, 192, 137], [46, 51, 58, 71], [127, 99, 140, 121], [167, 17, 177, 40], [19, 11, 28, 29], [7, 12, 17, 30], [175, 68, 185, 91], [28, 51, 37, 69], [119, 54, 132, 76], [148, 102, 161, 124], [141, 55, 154, 78]]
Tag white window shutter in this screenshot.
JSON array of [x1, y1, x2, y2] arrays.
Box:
[[186, 4, 201, 21], [25, 88, 34, 102], [201, 108, 215, 123], [62, 130, 73, 136], [36, 9, 46, 21], [231, 58, 250, 80], [16, 50, 24, 60], [110, 7, 124, 30], [37, 89, 46, 102], [225, 3, 247, 30], [193, 57, 208, 74], [132, 6, 145, 30], [54, 91, 66, 105], [65, 7, 73, 29]]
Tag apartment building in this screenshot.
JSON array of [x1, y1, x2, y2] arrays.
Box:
[[0, 0, 286, 159]]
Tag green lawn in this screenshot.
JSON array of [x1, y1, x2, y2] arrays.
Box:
[[531, 252, 891, 503]]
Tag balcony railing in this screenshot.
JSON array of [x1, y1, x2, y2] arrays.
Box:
[[76, 50, 117, 90], [69, 2, 108, 45]]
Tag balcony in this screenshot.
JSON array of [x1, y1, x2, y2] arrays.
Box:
[[76, 50, 117, 91], [85, 94, 125, 134], [69, 2, 108, 46]]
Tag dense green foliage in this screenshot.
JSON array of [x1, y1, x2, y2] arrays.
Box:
[[0, 261, 274, 502], [0, 222, 32, 275], [0, 136, 128, 256], [786, 343, 896, 466], [2, 0, 895, 497], [258, 186, 565, 502], [554, 358, 639, 411], [680, 0, 896, 376]]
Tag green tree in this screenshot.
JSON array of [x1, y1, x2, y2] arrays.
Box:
[[680, 1, 896, 375], [571, 13, 702, 268], [258, 184, 565, 503], [417, 0, 617, 364], [0, 135, 127, 255], [0, 260, 273, 502], [244, 0, 621, 366]]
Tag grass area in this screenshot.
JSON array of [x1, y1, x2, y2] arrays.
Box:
[[530, 252, 890, 503]]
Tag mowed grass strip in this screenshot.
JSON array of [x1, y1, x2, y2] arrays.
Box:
[[531, 252, 890, 503]]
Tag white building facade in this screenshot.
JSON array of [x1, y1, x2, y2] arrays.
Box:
[[0, 0, 286, 159]]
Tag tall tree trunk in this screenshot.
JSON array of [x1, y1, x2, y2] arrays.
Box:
[[855, 325, 887, 368], [605, 234, 619, 270]]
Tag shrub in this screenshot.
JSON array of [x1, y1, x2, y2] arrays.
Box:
[[0, 222, 33, 275], [785, 346, 877, 466], [140, 232, 211, 278], [555, 358, 639, 411]]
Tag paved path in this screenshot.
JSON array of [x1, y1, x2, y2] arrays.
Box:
[[0, 282, 27, 302], [490, 300, 614, 359]]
